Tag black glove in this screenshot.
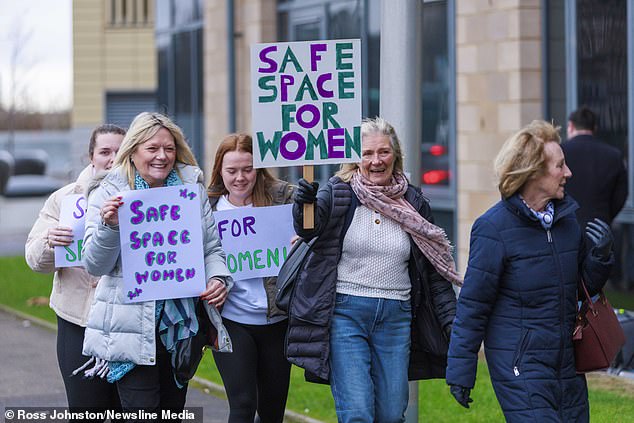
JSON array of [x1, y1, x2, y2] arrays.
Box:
[[449, 384, 473, 409], [444, 324, 453, 341], [585, 218, 613, 260], [295, 178, 319, 205]]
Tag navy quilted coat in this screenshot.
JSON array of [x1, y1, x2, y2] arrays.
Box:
[[446, 194, 613, 422]]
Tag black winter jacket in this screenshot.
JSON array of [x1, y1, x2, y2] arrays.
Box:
[[287, 176, 457, 383], [561, 134, 628, 228], [446, 194, 613, 422]]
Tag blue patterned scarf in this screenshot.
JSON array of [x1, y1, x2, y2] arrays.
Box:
[[521, 198, 555, 230], [108, 169, 199, 385]]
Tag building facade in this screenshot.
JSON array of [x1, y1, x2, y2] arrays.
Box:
[[156, 0, 633, 296], [71, 0, 157, 174]]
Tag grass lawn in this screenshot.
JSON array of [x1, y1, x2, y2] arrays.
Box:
[[1, 255, 633, 422]]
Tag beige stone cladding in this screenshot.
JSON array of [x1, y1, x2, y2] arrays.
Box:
[[456, 0, 542, 271], [72, 0, 156, 127], [203, 0, 277, 179]]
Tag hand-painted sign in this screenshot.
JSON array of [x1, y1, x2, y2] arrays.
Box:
[[118, 185, 206, 302], [213, 204, 295, 280], [55, 194, 87, 267], [251, 39, 362, 168]]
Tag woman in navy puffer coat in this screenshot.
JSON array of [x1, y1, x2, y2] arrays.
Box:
[[446, 120, 614, 422]]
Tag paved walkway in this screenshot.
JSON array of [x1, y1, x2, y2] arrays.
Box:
[[0, 309, 230, 422]]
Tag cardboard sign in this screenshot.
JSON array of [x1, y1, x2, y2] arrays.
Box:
[[54, 194, 87, 267], [118, 185, 206, 302], [250, 39, 362, 168], [213, 204, 295, 280]]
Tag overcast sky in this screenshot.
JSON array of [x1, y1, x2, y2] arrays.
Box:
[[0, 0, 72, 112]]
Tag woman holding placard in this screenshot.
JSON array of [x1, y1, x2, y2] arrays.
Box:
[[291, 117, 460, 423], [206, 133, 295, 423], [25, 123, 125, 417], [81, 112, 232, 417]]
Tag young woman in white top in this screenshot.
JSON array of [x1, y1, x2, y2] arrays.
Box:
[[207, 133, 295, 423]]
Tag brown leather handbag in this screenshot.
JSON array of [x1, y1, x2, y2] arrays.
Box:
[[573, 280, 626, 373]]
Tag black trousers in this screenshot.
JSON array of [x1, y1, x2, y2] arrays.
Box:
[[212, 318, 291, 423], [115, 330, 188, 423], [56, 316, 122, 422]]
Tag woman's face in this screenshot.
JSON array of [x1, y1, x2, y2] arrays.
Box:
[[90, 132, 123, 172], [360, 133, 395, 185], [532, 141, 572, 201], [131, 127, 177, 188], [221, 150, 257, 206]]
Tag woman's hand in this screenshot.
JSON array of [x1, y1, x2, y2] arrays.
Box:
[[201, 277, 228, 308], [295, 178, 319, 204], [47, 226, 74, 248], [101, 196, 123, 227]]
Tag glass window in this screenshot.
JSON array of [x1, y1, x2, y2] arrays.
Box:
[[420, 1, 450, 188], [577, 0, 628, 156]]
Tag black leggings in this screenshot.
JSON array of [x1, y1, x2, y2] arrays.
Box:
[[212, 318, 291, 423], [115, 330, 188, 423], [56, 317, 122, 421]]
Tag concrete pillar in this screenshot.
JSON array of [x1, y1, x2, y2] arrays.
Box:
[[380, 2, 423, 421]]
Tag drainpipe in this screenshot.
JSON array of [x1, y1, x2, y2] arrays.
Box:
[[227, 0, 236, 132]]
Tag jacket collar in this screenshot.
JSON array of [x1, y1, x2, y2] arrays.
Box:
[[504, 192, 579, 225]]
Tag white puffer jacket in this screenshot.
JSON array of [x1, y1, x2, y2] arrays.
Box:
[[25, 165, 98, 326], [82, 163, 232, 365]]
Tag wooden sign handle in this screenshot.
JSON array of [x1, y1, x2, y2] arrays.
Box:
[[303, 165, 315, 229]]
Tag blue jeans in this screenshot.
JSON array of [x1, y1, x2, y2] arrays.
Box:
[[329, 293, 412, 423]]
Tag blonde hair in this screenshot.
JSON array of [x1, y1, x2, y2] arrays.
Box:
[[494, 120, 561, 198], [336, 117, 405, 182], [112, 112, 198, 188]]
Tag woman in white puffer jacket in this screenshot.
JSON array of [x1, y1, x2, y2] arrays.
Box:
[[82, 112, 232, 417]]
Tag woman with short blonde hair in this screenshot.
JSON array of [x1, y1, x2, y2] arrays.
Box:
[[494, 120, 562, 198]]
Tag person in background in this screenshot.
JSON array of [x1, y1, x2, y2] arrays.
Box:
[[561, 106, 628, 228], [291, 117, 460, 423], [81, 112, 232, 419], [207, 133, 294, 423], [25, 124, 125, 420], [446, 120, 614, 422]]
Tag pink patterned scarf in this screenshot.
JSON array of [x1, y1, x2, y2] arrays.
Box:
[[350, 170, 463, 286]]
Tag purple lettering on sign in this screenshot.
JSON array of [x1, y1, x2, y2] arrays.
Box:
[[316, 73, 334, 98], [135, 271, 149, 284], [328, 128, 346, 159], [280, 74, 294, 102], [296, 104, 320, 129], [258, 45, 278, 73], [217, 219, 228, 240], [280, 132, 306, 161], [310, 43, 327, 72], [171, 205, 181, 220], [73, 197, 86, 219], [130, 200, 144, 224]]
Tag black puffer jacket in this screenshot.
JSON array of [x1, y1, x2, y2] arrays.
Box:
[[287, 176, 457, 382]]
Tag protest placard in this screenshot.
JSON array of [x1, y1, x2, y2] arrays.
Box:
[[118, 185, 206, 302], [54, 194, 87, 267], [213, 204, 295, 280], [250, 39, 362, 168]]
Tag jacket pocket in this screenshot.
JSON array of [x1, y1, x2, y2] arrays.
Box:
[[512, 329, 531, 376]]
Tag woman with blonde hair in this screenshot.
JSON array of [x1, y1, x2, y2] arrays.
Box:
[[291, 117, 459, 422], [207, 133, 294, 423], [81, 112, 232, 417], [446, 120, 614, 422]]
